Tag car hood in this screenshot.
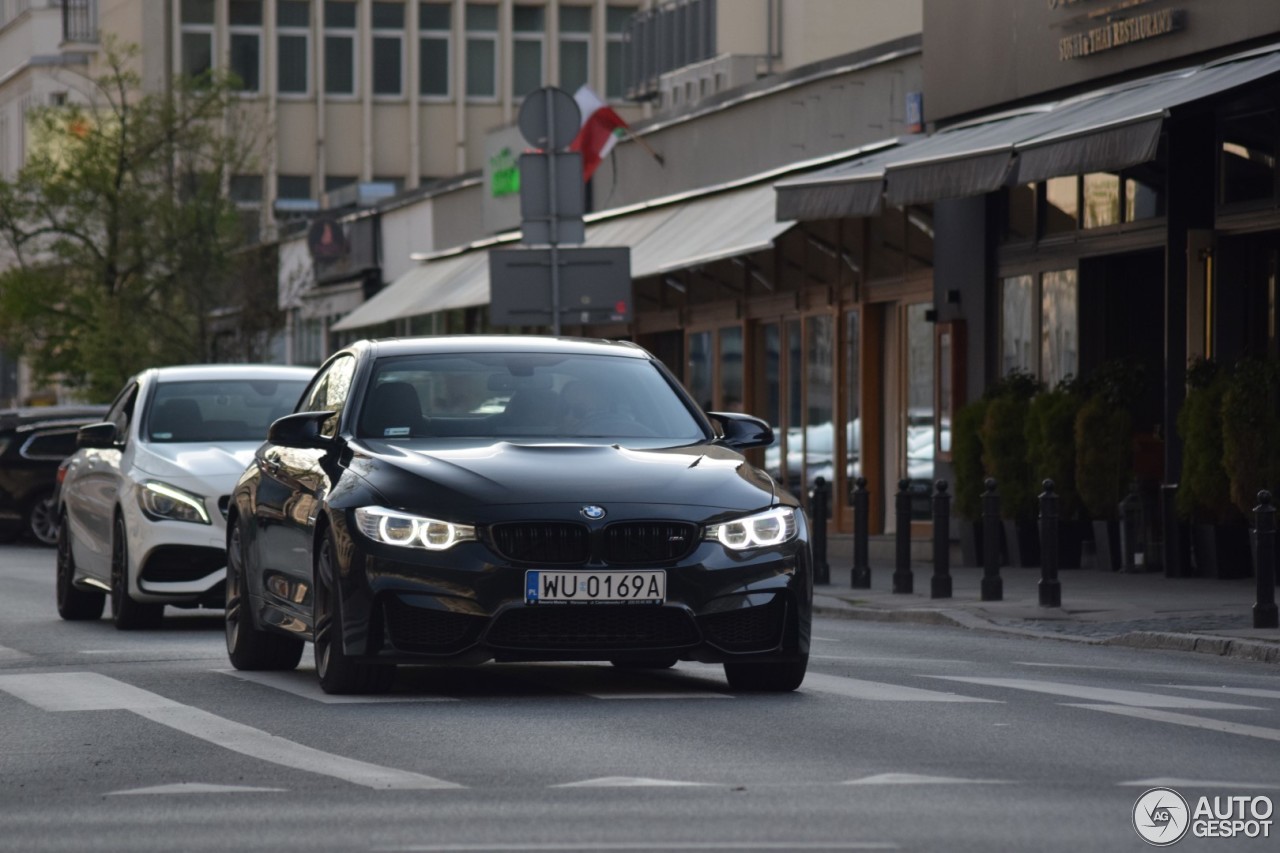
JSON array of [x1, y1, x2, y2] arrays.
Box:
[[350, 440, 781, 514], [135, 442, 259, 489]]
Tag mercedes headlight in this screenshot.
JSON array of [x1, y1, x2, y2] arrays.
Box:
[[354, 506, 476, 551], [705, 507, 798, 550], [138, 481, 210, 524]]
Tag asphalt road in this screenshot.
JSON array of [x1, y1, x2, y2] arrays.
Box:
[[1, 542, 1276, 853]]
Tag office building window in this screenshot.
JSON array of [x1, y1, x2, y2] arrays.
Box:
[[326, 174, 357, 193], [180, 0, 215, 80], [1042, 175, 1078, 236], [277, 175, 313, 199], [512, 6, 544, 99], [559, 5, 590, 94], [1082, 172, 1121, 230], [1000, 270, 1077, 388], [325, 1, 358, 96], [605, 5, 631, 100], [1220, 110, 1278, 207], [465, 4, 498, 99], [278, 1, 311, 95], [372, 2, 405, 97], [228, 1, 263, 93], [419, 2, 452, 98]]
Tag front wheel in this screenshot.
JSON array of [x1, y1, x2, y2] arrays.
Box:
[[110, 515, 164, 630], [56, 512, 104, 621], [225, 518, 303, 671], [313, 529, 394, 695], [723, 656, 808, 693], [27, 490, 59, 546]]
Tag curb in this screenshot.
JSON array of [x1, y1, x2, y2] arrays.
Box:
[[813, 601, 1280, 663]]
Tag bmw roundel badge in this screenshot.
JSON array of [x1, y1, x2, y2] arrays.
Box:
[[580, 505, 607, 520]]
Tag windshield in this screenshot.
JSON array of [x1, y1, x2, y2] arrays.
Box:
[[359, 352, 706, 443], [147, 379, 309, 443]]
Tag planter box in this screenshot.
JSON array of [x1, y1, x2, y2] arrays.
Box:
[[1093, 519, 1121, 571], [1003, 519, 1040, 568], [1191, 523, 1252, 579], [1052, 519, 1085, 569], [959, 519, 982, 568]]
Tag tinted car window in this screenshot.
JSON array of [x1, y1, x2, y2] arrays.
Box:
[[299, 354, 357, 438], [22, 429, 81, 459], [359, 352, 706, 441], [148, 379, 310, 443]]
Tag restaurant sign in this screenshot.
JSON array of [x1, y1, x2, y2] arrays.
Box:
[[1054, 2, 1185, 61]]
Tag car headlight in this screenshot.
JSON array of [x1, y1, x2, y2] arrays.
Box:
[[705, 507, 798, 550], [354, 506, 476, 551], [138, 481, 210, 524]]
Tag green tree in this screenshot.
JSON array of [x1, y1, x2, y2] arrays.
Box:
[[980, 368, 1042, 521], [1025, 377, 1084, 519], [0, 39, 273, 401]]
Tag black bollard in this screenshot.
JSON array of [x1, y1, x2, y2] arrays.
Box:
[[851, 477, 871, 589], [1255, 490, 1279, 630], [893, 478, 913, 594], [931, 480, 952, 599], [811, 477, 830, 585], [1038, 479, 1062, 608], [981, 477, 1003, 602]]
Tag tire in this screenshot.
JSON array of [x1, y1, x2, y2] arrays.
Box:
[[313, 529, 394, 695], [56, 512, 105, 621], [722, 655, 809, 693], [225, 518, 303, 671], [610, 657, 679, 670], [110, 515, 164, 630], [26, 489, 59, 546]]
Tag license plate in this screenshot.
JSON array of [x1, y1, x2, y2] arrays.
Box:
[[525, 570, 666, 605]]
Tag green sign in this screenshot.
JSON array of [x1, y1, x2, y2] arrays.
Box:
[[490, 147, 520, 198]]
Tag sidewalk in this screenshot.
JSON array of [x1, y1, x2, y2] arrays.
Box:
[[813, 535, 1280, 665]]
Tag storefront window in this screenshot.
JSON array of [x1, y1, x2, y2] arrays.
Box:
[[905, 303, 934, 518], [1041, 269, 1078, 389], [686, 330, 712, 410], [845, 310, 861, 504], [1082, 172, 1121, 229], [719, 326, 743, 410], [1042, 176, 1078, 235], [1124, 156, 1166, 222], [1005, 183, 1035, 242], [1220, 110, 1278, 206], [1001, 274, 1035, 378], [757, 321, 783, 488], [806, 316, 834, 503]]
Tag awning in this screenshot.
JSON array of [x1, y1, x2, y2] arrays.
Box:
[[335, 183, 795, 332], [330, 251, 488, 331], [776, 44, 1280, 220]]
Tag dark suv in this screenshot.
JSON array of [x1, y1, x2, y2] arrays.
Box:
[[0, 406, 108, 545]]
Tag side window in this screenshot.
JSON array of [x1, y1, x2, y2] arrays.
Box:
[[105, 384, 139, 443], [21, 429, 81, 460], [300, 355, 357, 437]]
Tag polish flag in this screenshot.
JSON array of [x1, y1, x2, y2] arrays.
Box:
[[569, 85, 628, 182]]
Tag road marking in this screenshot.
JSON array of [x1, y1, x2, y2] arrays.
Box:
[[927, 677, 1261, 710], [553, 776, 714, 788], [0, 672, 463, 790], [376, 844, 898, 851], [803, 673, 998, 703], [219, 670, 458, 704], [1013, 662, 1131, 671], [0, 644, 31, 661], [1068, 704, 1280, 742], [843, 773, 1010, 786], [1120, 777, 1280, 790], [1149, 684, 1280, 700], [109, 783, 287, 795]]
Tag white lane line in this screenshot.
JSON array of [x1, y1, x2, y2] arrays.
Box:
[[1013, 662, 1131, 671], [1068, 704, 1280, 742], [0, 644, 31, 661], [927, 677, 1261, 710], [219, 669, 458, 704], [803, 673, 998, 703], [376, 844, 898, 851], [1120, 777, 1280, 790], [0, 672, 462, 790], [109, 783, 287, 795], [1149, 684, 1280, 700], [553, 776, 715, 788], [843, 773, 1010, 786]]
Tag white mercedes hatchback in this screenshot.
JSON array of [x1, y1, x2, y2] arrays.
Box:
[[55, 364, 314, 629]]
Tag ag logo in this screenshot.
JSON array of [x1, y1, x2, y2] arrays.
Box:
[[1133, 787, 1190, 846], [580, 505, 606, 520]]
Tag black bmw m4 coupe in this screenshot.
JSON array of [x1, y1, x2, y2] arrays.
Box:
[[225, 336, 812, 694]]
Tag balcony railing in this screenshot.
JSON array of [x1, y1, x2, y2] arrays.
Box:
[[62, 0, 97, 44]]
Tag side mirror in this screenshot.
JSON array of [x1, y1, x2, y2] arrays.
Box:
[[76, 422, 119, 449], [268, 411, 336, 449], [707, 412, 774, 451]]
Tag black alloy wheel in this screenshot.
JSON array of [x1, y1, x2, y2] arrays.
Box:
[[110, 515, 164, 630], [27, 489, 59, 546], [722, 655, 809, 693], [55, 511, 105, 621], [313, 529, 395, 695], [225, 518, 304, 670]]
